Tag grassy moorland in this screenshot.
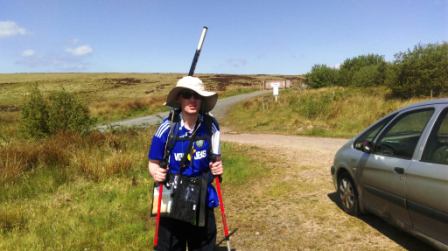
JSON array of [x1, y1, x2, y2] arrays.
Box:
[[0, 73, 438, 250], [224, 86, 431, 138], [0, 125, 269, 250], [0, 73, 287, 112], [0, 72, 291, 250], [0, 73, 294, 141]]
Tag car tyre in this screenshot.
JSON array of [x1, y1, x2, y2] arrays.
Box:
[[337, 173, 359, 216]]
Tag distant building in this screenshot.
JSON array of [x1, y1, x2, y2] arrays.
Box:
[[263, 76, 307, 89], [264, 80, 291, 89]]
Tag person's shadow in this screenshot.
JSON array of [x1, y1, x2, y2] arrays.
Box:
[[327, 192, 436, 251]]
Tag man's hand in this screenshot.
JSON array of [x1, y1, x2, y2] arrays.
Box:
[[148, 160, 168, 183], [209, 160, 223, 176]]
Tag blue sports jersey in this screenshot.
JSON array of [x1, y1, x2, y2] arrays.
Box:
[[148, 113, 220, 208]]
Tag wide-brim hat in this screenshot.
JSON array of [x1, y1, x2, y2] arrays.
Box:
[[165, 76, 218, 113]]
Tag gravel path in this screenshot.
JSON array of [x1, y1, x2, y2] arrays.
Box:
[[96, 90, 269, 131], [221, 132, 348, 163]]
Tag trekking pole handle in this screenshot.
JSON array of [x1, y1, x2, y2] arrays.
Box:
[[210, 154, 222, 181], [188, 26, 208, 76], [210, 153, 221, 163]]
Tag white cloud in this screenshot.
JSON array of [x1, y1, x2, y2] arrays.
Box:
[[0, 21, 27, 38], [66, 45, 93, 56], [22, 49, 35, 57]]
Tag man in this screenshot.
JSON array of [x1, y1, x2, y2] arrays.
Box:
[[148, 76, 223, 251]]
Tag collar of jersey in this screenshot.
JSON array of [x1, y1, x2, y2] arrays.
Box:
[[179, 113, 204, 134]]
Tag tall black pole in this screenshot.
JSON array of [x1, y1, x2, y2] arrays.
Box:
[[188, 26, 208, 76]]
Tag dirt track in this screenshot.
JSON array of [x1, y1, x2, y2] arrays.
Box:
[[221, 132, 348, 167], [217, 131, 434, 251], [106, 90, 434, 250]]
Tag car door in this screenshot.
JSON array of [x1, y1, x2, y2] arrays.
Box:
[[359, 108, 435, 229], [407, 106, 448, 245]]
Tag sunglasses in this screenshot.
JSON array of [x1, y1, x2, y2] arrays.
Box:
[[180, 91, 201, 100]]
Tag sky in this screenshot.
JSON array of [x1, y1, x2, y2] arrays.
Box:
[[0, 0, 447, 74]]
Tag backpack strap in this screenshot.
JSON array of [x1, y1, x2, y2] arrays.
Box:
[[160, 108, 181, 169], [179, 120, 201, 170], [203, 113, 218, 134]]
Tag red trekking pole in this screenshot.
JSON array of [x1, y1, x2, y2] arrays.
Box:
[[212, 155, 232, 251], [153, 182, 163, 249]]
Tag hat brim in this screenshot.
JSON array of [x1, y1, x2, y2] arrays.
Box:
[[165, 87, 218, 113]]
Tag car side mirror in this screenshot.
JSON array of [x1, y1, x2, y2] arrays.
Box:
[[361, 140, 374, 153]]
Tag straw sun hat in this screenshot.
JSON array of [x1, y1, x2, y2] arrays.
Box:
[[165, 76, 218, 113]]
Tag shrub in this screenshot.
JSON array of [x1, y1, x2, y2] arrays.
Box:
[[386, 42, 448, 98], [20, 85, 50, 138], [338, 54, 387, 86], [351, 64, 386, 87], [47, 90, 95, 135], [21, 87, 95, 137], [306, 64, 339, 88]]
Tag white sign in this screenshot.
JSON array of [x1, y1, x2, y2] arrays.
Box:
[[271, 82, 280, 102], [271, 82, 280, 96]]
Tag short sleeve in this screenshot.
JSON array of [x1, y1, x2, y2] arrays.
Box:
[[210, 118, 221, 155], [148, 120, 170, 161]]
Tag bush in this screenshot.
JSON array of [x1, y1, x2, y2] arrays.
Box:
[[21, 87, 94, 138], [339, 54, 387, 86], [351, 63, 386, 86], [306, 64, 339, 88], [47, 90, 94, 135], [20, 85, 50, 138], [386, 42, 448, 98]]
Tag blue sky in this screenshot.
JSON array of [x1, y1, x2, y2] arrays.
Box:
[[0, 0, 447, 74]]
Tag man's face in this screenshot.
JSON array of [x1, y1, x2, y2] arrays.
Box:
[[178, 90, 202, 115]]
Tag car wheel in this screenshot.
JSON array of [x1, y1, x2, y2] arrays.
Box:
[[337, 173, 359, 216]]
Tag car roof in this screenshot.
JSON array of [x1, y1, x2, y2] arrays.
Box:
[[402, 98, 448, 111]]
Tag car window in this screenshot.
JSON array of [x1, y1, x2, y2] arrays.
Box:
[[375, 108, 434, 159], [422, 108, 448, 165], [353, 113, 397, 150]]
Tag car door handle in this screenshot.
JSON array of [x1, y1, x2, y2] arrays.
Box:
[[394, 167, 405, 174]]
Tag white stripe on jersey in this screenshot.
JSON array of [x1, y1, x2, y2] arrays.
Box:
[[211, 130, 221, 154], [155, 121, 170, 138], [211, 122, 218, 134]]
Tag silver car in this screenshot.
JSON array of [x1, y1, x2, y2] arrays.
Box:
[[331, 99, 448, 250]]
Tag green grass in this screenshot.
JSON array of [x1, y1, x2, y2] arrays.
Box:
[[0, 128, 271, 250], [0, 73, 182, 131], [221, 143, 267, 185], [1, 173, 151, 250], [0, 73, 297, 140], [224, 86, 429, 138]]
